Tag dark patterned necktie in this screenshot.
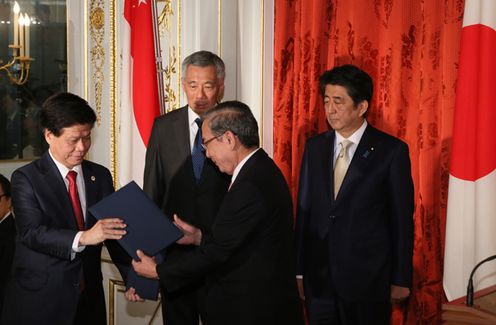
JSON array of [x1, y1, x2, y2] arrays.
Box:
[[192, 118, 205, 183]]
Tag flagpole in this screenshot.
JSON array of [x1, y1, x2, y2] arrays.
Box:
[[151, 0, 166, 115]]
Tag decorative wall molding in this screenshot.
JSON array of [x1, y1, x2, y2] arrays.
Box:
[[108, 278, 125, 325], [89, 0, 105, 125], [109, 0, 117, 187], [157, 0, 181, 112], [102, 253, 163, 324]]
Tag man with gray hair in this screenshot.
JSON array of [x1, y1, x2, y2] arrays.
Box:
[[132, 101, 304, 325], [140, 50, 230, 324]]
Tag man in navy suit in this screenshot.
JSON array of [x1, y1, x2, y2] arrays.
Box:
[[130, 101, 304, 325], [1, 93, 130, 325], [295, 65, 414, 325], [140, 50, 230, 324]]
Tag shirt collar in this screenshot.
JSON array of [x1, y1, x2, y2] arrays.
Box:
[[188, 106, 201, 128], [0, 211, 11, 224], [231, 148, 260, 185], [335, 119, 368, 146]]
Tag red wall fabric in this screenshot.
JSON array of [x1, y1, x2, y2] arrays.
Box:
[[273, 1, 464, 323]]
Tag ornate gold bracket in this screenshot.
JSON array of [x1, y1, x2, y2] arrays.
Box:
[[0, 46, 33, 86]]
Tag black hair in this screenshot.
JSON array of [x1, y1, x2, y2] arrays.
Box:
[[319, 64, 373, 106], [40, 92, 96, 136]]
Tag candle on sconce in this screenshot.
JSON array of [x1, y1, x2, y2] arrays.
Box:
[[13, 1, 20, 48], [25, 14, 30, 58], [19, 14, 25, 57]]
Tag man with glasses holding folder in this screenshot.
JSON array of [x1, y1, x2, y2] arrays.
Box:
[[131, 101, 304, 325]]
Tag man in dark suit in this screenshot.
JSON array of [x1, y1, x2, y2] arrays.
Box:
[[0, 174, 15, 320], [1, 93, 130, 325], [141, 50, 230, 324], [295, 65, 414, 325], [130, 101, 304, 325]]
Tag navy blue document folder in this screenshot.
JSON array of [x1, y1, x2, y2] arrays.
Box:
[[89, 181, 182, 300]]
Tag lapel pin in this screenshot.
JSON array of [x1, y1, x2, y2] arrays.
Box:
[[362, 147, 374, 158], [91, 176, 96, 181]]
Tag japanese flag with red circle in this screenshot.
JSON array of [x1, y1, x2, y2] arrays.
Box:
[[443, 0, 496, 301]]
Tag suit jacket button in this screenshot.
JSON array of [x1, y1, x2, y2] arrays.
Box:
[[329, 215, 336, 219]]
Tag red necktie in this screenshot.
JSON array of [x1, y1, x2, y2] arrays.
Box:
[[66, 170, 86, 292], [66, 171, 85, 231]]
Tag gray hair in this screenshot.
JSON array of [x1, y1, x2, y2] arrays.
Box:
[[204, 101, 259, 149], [181, 50, 225, 80]]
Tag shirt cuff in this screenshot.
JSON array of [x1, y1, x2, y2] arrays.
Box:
[[296, 275, 303, 279], [71, 231, 86, 260]]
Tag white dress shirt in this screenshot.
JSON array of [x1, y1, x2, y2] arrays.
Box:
[[188, 107, 201, 152], [48, 150, 86, 257], [0, 211, 12, 224], [333, 119, 368, 166]]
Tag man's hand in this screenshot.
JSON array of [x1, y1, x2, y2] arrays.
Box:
[[79, 218, 126, 246], [390, 285, 410, 304], [124, 287, 145, 302], [173, 214, 202, 246], [132, 250, 159, 279]]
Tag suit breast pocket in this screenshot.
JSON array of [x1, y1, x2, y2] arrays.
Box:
[[15, 267, 48, 291]]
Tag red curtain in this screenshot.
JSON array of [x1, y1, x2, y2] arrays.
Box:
[[273, 0, 464, 323]]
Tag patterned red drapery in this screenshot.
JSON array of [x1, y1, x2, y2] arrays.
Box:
[[273, 0, 464, 323]]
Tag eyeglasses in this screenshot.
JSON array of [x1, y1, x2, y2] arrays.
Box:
[[201, 133, 224, 150]]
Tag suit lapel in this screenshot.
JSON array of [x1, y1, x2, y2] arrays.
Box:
[[322, 132, 335, 201], [172, 106, 192, 160], [231, 149, 259, 188], [82, 161, 97, 228], [230, 149, 267, 189], [82, 162, 97, 206], [337, 125, 377, 199], [39, 152, 79, 229]]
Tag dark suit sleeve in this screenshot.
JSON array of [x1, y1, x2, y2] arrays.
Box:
[[388, 142, 414, 288], [295, 144, 310, 276], [12, 170, 76, 260], [143, 119, 166, 207], [156, 182, 267, 293]]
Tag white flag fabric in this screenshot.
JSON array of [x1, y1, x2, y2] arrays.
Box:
[[443, 0, 496, 301], [119, 0, 160, 187]]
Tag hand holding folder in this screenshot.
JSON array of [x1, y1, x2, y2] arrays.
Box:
[[89, 181, 183, 300]]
